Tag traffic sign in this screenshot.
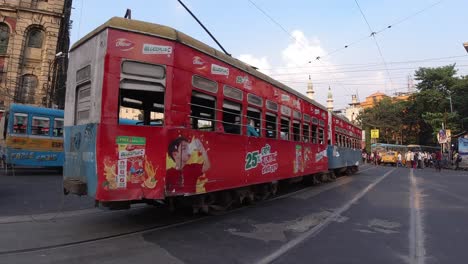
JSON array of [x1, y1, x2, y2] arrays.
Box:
[[371, 129, 379, 139]]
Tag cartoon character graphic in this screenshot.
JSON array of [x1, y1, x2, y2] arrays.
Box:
[[166, 137, 211, 194]]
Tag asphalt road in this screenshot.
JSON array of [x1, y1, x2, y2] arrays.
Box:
[[1, 165, 467, 264], [0, 167, 94, 216]]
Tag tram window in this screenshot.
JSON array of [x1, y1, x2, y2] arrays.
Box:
[[292, 121, 301, 142], [13, 113, 27, 134], [54, 118, 64, 137], [76, 84, 91, 125], [191, 91, 216, 131], [222, 100, 241, 135], [265, 112, 277, 139], [122, 61, 165, 79], [280, 117, 290, 140], [193, 75, 218, 94], [311, 125, 318, 144], [303, 124, 310, 142], [119, 80, 165, 126], [318, 128, 324, 144], [247, 107, 261, 136], [32, 116, 50, 136]]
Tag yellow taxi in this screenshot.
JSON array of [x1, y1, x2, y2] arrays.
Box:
[[380, 151, 398, 166]]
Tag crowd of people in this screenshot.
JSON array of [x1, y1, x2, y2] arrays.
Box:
[[361, 149, 463, 171]]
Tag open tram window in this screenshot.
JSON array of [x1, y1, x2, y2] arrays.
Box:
[[13, 113, 27, 134], [311, 124, 318, 144], [222, 100, 241, 135], [118, 61, 166, 126], [292, 120, 301, 142], [247, 107, 261, 136], [54, 118, 64, 137], [280, 117, 290, 140], [318, 128, 324, 144], [303, 123, 310, 142], [265, 112, 277, 139], [32, 116, 50, 136], [191, 91, 216, 131]]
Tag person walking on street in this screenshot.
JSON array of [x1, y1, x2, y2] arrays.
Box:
[[435, 150, 442, 172], [397, 152, 403, 167]]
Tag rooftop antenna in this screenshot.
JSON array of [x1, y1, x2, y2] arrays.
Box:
[[124, 9, 131, 19], [176, 0, 231, 56]]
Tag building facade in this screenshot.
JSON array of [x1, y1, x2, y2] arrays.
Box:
[[0, 0, 71, 110]]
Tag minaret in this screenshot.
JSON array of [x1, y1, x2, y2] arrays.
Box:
[[306, 75, 315, 100], [327, 86, 334, 111]]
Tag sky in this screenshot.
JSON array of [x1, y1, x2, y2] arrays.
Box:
[[69, 0, 468, 109]]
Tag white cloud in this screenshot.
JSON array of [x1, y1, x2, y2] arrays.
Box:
[[237, 54, 272, 75]]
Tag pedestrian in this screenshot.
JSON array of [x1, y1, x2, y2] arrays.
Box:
[[435, 150, 442, 172], [406, 150, 412, 168], [454, 152, 462, 170], [397, 152, 403, 167]]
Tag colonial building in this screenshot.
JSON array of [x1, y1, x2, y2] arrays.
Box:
[[0, 0, 71, 110]]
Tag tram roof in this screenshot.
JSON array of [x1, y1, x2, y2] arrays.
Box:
[[71, 17, 330, 113], [9, 104, 64, 117]]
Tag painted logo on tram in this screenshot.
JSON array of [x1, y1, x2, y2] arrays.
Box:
[[115, 38, 135, 51], [211, 64, 229, 76], [142, 44, 172, 55], [193, 56, 205, 65]]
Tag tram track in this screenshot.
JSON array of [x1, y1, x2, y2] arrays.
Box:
[[0, 166, 376, 256]]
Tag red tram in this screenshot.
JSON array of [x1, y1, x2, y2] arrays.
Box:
[[63, 17, 362, 209]]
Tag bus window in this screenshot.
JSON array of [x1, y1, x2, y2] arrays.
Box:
[[292, 120, 300, 142], [280, 117, 290, 140], [191, 91, 216, 131], [222, 100, 241, 135], [303, 123, 310, 142], [54, 118, 64, 137], [318, 128, 324, 144], [247, 107, 261, 136], [265, 112, 277, 139], [311, 124, 318, 144], [13, 113, 27, 134], [32, 116, 50, 136]]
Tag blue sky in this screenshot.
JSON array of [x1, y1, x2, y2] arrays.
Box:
[[70, 0, 468, 109]]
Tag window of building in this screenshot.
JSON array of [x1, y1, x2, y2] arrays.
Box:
[[335, 133, 339, 146], [118, 62, 165, 126], [303, 123, 310, 142], [222, 100, 241, 135], [13, 113, 27, 134], [0, 23, 9, 55], [318, 128, 324, 144], [292, 120, 301, 142], [191, 91, 216, 131], [193, 75, 218, 94], [17, 74, 37, 104], [247, 107, 261, 136], [311, 124, 318, 144], [265, 112, 277, 139], [280, 117, 290, 140], [54, 118, 64, 137], [27, 28, 44, 48], [31, 116, 50, 136]]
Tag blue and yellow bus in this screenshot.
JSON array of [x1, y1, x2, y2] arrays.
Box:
[[0, 104, 64, 168]]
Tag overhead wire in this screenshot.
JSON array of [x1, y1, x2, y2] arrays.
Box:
[[354, 0, 394, 91]]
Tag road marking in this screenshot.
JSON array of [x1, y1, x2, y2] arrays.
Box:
[[409, 169, 426, 264], [256, 167, 396, 264]]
